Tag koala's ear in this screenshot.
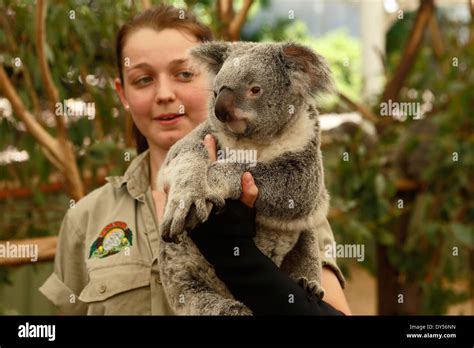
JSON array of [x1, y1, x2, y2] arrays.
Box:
[[188, 41, 232, 75], [280, 43, 334, 95]]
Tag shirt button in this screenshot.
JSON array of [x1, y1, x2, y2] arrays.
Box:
[[98, 284, 107, 293]]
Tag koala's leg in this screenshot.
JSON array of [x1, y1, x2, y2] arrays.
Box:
[[164, 278, 253, 316], [158, 121, 230, 198], [280, 229, 325, 301], [159, 238, 253, 316]]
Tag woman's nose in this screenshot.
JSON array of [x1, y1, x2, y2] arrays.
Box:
[[155, 76, 176, 104]]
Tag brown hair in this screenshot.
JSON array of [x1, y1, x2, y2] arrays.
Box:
[[116, 4, 213, 154]]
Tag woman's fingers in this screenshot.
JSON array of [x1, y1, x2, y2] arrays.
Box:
[[240, 172, 258, 208], [203, 134, 217, 162], [203, 135, 257, 207]]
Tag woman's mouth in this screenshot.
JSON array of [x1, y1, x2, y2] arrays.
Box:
[[154, 113, 185, 125]]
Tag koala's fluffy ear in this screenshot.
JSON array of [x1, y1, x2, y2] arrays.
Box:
[[188, 41, 232, 75], [280, 43, 334, 95]]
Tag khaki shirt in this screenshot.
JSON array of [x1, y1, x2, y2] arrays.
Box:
[[39, 150, 345, 315]]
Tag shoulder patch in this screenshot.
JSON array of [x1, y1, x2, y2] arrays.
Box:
[[89, 221, 133, 259]]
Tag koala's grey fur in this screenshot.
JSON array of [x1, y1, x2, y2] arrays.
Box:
[[157, 41, 334, 315]]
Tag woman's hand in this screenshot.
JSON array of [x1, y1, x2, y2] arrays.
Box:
[[202, 134, 258, 208]]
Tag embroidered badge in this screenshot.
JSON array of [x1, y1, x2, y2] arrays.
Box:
[[89, 221, 132, 259]]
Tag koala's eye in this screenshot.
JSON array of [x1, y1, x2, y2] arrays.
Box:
[[213, 91, 218, 98], [250, 86, 261, 95]]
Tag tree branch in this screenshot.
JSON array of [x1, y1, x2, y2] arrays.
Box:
[[429, 13, 445, 58], [0, 175, 106, 200], [140, 0, 151, 10], [217, 0, 234, 25], [0, 237, 57, 266], [337, 91, 379, 123], [229, 0, 254, 41], [428, 13, 450, 75], [216, 0, 253, 40], [0, 65, 63, 167], [381, 0, 434, 103], [0, 12, 42, 117], [35, 0, 84, 200], [35, 0, 66, 140], [469, 0, 474, 44], [1, 55, 84, 201]]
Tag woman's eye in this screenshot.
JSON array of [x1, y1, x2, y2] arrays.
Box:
[[134, 76, 153, 86], [177, 71, 194, 80]]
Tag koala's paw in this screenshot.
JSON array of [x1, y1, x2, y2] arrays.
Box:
[[160, 188, 225, 244], [298, 277, 325, 301], [216, 300, 253, 316]]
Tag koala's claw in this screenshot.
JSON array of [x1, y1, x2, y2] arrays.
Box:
[[194, 199, 211, 222], [160, 194, 189, 243], [206, 193, 226, 213], [298, 277, 325, 301], [161, 201, 192, 244], [160, 191, 225, 244]]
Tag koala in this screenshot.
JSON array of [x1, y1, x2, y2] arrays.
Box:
[[157, 41, 334, 315]]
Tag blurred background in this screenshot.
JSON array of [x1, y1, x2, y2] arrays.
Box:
[[0, 0, 472, 315]]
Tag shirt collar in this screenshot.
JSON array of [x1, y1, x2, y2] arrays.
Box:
[[105, 149, 150, 202]]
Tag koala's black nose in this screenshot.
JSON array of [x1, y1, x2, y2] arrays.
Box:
[[214, 88, 236, 123]]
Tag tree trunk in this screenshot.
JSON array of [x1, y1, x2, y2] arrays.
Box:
[[376, 0, 435, 314], [216, 0, 253, 41]]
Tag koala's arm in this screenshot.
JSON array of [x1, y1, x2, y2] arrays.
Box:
[[158, 122, 212, 189], [158, 121, 228, 242]]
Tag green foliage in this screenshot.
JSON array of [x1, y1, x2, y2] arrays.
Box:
[[0, 0, 144, 313], [0, 0, 139, 239], [324, 9, 473, 314]]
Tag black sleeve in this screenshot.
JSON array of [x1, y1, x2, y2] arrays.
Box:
[[189, 200, 345, 316]]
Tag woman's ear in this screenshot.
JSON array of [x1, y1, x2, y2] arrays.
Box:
[[188, 41, 232, 75], [114, 77, 130, 110]]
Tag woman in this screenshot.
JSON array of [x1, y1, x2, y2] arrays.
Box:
[[39, 4, 351, 315]]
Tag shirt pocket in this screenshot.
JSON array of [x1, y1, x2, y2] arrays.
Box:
[[79, 262, 152, 315]]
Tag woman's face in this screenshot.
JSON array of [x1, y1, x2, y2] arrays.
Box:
[[115, 28, 210, 150]]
